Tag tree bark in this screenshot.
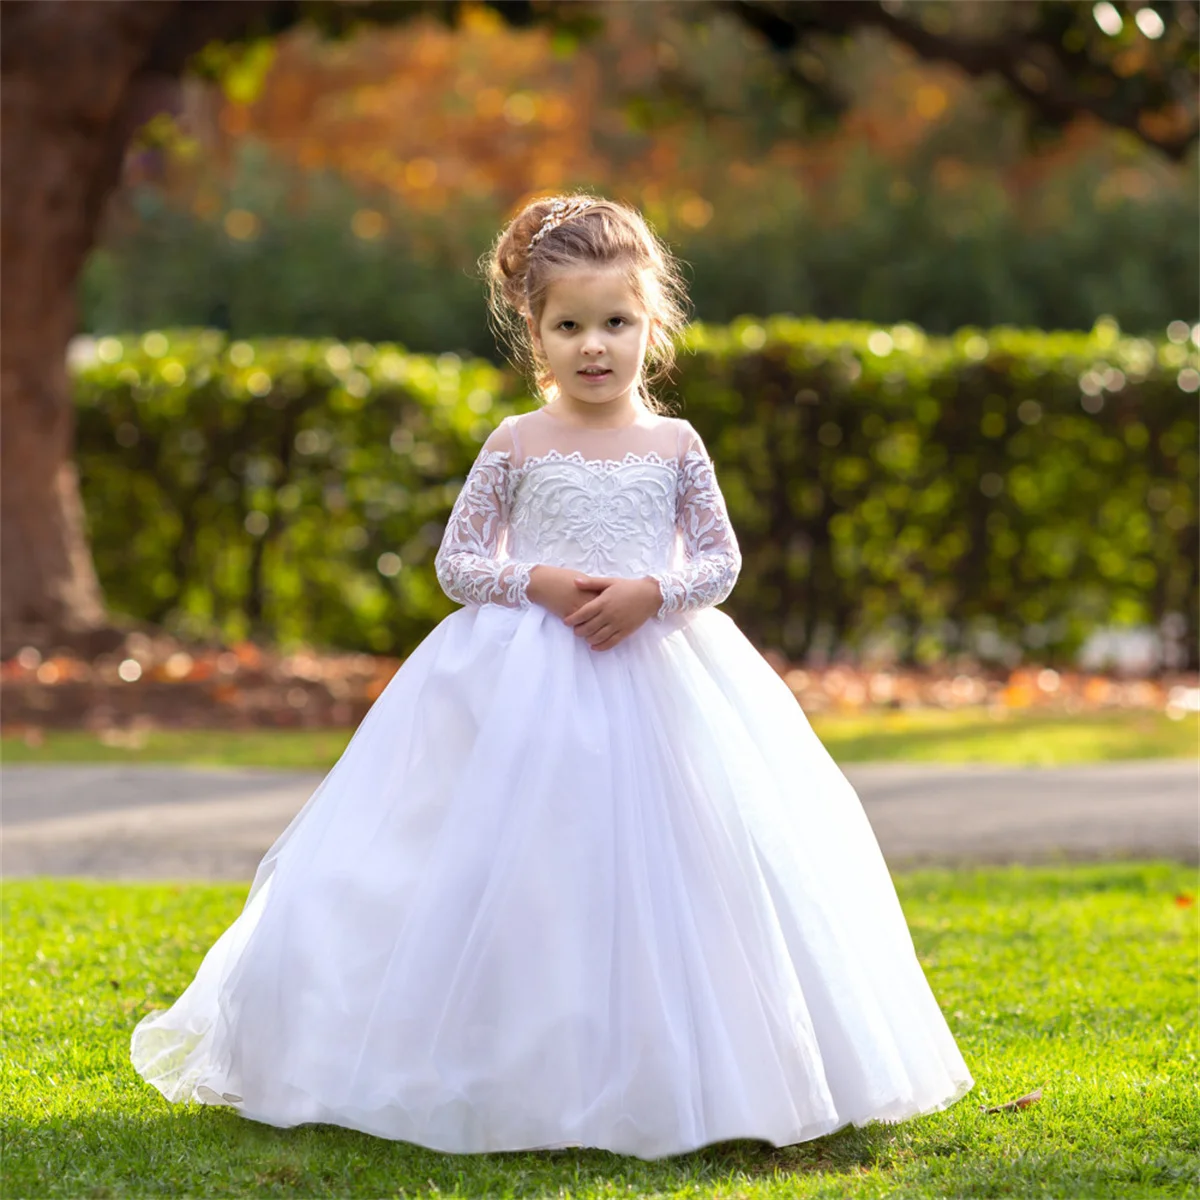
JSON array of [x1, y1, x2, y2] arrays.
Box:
[[0, 0, 271, 656]]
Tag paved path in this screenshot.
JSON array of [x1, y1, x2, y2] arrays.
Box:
[[1, 760, 1195, 880]]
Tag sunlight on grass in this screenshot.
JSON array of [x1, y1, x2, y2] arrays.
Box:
[[811, 708, 1196, 766], [2, 863, 1196, 1198], [1, 709, 1193, 770]]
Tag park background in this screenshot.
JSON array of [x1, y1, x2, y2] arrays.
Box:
[[4, 0, 1199, 747], [2, 3, 1197, 1198]]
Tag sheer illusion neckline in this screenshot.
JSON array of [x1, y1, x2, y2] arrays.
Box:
[[532, 404, 651, 433]]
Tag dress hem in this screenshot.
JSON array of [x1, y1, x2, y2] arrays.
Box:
[[175, 1072, 977, 1161]]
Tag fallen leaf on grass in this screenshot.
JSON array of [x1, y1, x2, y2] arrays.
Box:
[[982, 1088, 1042, 1113]]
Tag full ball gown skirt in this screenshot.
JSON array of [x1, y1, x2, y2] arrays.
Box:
[[130, 413, 974, 1158]]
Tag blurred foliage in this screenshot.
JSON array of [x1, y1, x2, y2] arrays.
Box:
[[679, 315, 1197, 667], [85, 4, 1198, 345], [81, 135, 1198, 350], [72, 319, 1198, 665], [82, 149, 500, 357], [73, 329, 508, 657], [722, 0, 1199, 161]]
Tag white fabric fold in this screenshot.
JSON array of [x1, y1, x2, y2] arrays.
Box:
[[131, 602, 974, 1158]]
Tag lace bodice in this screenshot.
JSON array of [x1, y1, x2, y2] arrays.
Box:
[[434, 409, 741, 619]]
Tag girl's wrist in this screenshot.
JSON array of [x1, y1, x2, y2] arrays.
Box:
[[641, 576, 664, 612], [526, 564, 550, 605]]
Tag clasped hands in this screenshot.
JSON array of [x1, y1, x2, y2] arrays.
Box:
[[527, 565, 663, 652]]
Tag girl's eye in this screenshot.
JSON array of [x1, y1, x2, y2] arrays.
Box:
[[556, 318, 626, 330]]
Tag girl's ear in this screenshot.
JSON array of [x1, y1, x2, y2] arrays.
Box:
[[645, 316, 662, 350]]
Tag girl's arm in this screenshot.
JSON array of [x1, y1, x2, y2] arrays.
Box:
[[434, 420, 536, 609], [647, 422, 742, 618]]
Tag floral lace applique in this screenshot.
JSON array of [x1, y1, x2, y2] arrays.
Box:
[[433, 432, 741, 620], [512, 447, 676, 478], [434, 450, 533, 609], [646, 449, 741, 618], [506, 456, 678, 580]]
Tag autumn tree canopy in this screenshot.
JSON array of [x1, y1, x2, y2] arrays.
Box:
[[2, 0, 1195, 656]]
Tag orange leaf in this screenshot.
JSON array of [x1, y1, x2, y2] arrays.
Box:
[[982, 1088, 1042, 1114]]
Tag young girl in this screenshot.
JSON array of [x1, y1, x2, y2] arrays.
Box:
[[131, 194, 974, 1159]]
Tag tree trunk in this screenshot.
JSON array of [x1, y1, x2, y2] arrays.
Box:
[[0, 0, 271, 657]]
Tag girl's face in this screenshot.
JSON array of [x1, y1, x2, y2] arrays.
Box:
[[528, 265, 654, 413]]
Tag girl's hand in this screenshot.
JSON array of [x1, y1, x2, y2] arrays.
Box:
[[564, 576, 663, 651], [527, 565, 596, 620]]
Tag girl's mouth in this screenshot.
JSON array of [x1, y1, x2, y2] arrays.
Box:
[[578, 368, 612, 380]]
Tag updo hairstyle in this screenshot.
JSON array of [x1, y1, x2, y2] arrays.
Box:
[[479, 193, 691, 414]]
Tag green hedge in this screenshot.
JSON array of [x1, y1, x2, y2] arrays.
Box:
[[681, 317, 1197, 666], [72, 318, 1198, 666]]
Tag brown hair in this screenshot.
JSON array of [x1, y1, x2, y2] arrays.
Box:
[[478, 193, 691, 414]]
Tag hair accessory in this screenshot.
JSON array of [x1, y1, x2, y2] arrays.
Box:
[[529, 197, 594, 249]]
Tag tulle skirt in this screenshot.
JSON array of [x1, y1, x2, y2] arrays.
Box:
[[130, 602, 974, 1158]]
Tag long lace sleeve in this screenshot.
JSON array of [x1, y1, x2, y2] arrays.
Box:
[[647, 423, 742, 618], [434, 420, 535, 609]]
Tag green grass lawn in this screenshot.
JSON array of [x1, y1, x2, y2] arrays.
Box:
[[3, 862, 1196, 1199], [2, 708, 1194, 769]]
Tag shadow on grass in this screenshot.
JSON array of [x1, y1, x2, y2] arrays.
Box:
[[7, 1106, 905, 1197], [11, 1104, 1196, 1199]]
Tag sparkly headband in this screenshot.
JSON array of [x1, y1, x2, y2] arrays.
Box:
[[528, 197, 594, 249]]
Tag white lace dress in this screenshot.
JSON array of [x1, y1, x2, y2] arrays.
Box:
[[130, 407, 974, 1159]]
